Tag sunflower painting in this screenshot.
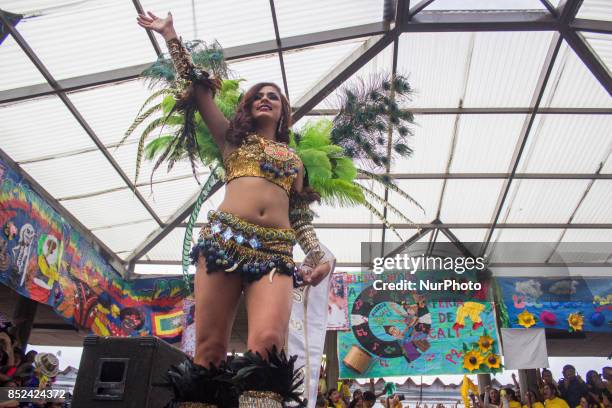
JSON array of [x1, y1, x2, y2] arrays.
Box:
[[463, 350, 484, 372], [517, 309, 536, 328]]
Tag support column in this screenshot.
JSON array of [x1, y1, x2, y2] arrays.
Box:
[[518, 369, 538, 400], [325, 330, 339, 393], [12, 294, 38, 349], [478, 373, 492, 395]]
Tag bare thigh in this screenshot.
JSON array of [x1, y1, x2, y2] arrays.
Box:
[[194, 256, 243, 366], [244, 274, 293, 355]]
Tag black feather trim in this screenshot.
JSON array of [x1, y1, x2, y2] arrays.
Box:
[[230, 346, 306, 407], [165, 357, 239, 408]]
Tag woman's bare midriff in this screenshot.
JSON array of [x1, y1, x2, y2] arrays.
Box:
[[217, 177, 292, 229]]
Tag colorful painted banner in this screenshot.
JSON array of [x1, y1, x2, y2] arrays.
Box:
[[328, 272, 349, 330], [0, 158, 187, 343], [338, 271, 501, 378], [497, 276, 612, 333]]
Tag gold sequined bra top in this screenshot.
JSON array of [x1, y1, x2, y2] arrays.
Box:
[[224, 134, 301, 195]]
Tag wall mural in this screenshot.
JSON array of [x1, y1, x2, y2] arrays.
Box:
[[0, 159, 187, 343], [497, 276, 611, 333]]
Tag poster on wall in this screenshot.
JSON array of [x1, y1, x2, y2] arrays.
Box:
[[497, 276, 611, 333], [338, 271, 501, 378], [0, 157, 187, 343], [328, 272, 349, 330]]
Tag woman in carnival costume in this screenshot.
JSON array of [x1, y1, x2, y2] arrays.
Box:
[[134, 10, 420, 408]]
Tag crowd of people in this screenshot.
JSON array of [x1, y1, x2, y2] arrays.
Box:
[[474, 367, 611, 408], [0, 316, 67, 408], [314, 366, 612, 408]]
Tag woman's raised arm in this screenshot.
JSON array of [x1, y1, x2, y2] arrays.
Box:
[[137, 11, 229, 151]]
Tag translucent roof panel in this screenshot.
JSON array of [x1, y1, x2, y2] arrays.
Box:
[[313, 201, 378, 224], [385, 179, 444, 224], [448, 229, 490, 243], [0, 35, 50, 91], [110, 140, 198, 186], [304, 228, 383, 264], [463, 31, 554, 107], [92, 220, 159, 258], [487, 229, 565, 263], [499, 179, 591, 223], [517, 114, 612, 173], [571, 180, 612, 224], [0, 95, 96, 162], [576, 0, 612, 21], [283, 40, 364, 103], [144, 227, 186, 261], [314, 42, 393, 109], [541, 40, 612, 108], [581, 32, 612, 73], [392, 114, 456, 174], [20, 149, 128, 198], [60, 190, 152, 230], [67, 80, 158, 146], [397, 32, 472, 108], [439, 179, 505, 223], [561, 229, 612, 243], [228, 54, 284, 95], [449, 114, 525, 173], [423, 0, 545, 10], [274, 0, 384, 38], [6, 1, 157, 82], [137, 176, 204, 222], [141, 0, 275, 50]]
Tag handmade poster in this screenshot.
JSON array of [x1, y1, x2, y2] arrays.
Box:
[[0, 157, 187, 343], [497, 276, 611, 333], [328, 272, 349, 330], [338, 271, 501, 378]]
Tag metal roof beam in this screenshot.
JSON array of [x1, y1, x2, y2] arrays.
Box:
[[403, 11, 557, 32], [571, 18, 612, 35]]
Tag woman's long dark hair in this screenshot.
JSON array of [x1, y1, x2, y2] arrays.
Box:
[[226, 82, 292, 146]]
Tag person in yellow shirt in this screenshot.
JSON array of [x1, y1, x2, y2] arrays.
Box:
[[543, 383, 570, 408], [502, 388, 523, 408], [523, 389, 545, 408], [329, 389, 348, 408]]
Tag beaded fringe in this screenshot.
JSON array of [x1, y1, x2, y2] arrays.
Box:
[[238, 391, 283, 408]]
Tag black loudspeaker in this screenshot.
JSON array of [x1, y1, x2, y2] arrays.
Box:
[[72, 336, 187, 408]]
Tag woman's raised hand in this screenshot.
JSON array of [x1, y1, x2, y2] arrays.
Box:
[[136, 11, 176, 40]]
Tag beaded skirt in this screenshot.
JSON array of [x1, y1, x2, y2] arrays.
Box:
[[190, 210, 299, 285]]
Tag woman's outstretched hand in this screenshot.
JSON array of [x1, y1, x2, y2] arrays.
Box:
[[137, 11, 177, 40]]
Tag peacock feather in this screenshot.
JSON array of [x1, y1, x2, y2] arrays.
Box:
[[331, 73, 415, 169]]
